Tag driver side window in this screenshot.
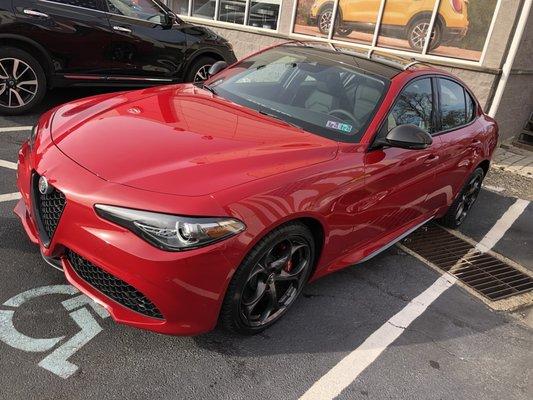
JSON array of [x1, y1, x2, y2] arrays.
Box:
[[106, 0, 165, 23], [382, 78, 434, 135]]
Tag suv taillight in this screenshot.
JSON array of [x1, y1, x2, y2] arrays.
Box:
[[450, 0, 463, 13]]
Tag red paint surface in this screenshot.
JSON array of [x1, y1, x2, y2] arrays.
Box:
[[15, 47, 498, 335]]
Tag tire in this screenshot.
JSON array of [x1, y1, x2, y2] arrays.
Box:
[[185, 56, 218, 83], [336, 26, 353, 37], [317, 6, 334, 35], [220, 222, 316, 335], [438, 167, 484, 229], [407, 18, 442, 51], [0, 47, 46, 115]]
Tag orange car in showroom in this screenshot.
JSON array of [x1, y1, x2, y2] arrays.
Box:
[[310, 0, 469, 50]]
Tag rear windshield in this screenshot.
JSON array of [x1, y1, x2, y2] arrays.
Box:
[[208, 46, 389, 143]]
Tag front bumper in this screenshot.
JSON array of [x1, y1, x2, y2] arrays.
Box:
[[15, 138, 242, 335]]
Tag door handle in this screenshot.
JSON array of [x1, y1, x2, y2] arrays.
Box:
[[113, 26, 132, 33], [23, 9, 50, 18], [423, 154, 440, 165]]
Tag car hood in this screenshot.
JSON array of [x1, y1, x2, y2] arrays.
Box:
[[51, 85, 338, 197]]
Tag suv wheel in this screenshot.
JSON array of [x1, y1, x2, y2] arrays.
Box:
[[186, 56, 217, 83], [407, 18, 442, 51], [0, 47, 46, 115], [317, 6, 333, 35]]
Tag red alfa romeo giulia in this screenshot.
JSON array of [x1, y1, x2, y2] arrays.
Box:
[[15, 42, 498, 335]]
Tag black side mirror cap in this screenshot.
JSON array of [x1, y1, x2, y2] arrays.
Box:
[[208, 61, 228, 77], [163, 12, 177, 27], [381, 124, 433, 150]]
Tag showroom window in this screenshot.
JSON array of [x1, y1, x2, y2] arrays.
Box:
[[291, 0, 501, 63], [170, 0, 282, 30]]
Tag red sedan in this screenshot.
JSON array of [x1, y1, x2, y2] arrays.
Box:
[[15, 42, 498, 335]]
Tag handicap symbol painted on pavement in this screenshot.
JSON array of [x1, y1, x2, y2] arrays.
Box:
[[0, 285, 110, 378]]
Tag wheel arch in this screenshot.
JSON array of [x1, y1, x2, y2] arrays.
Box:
[[407, 11, 445, 32], [476, 159, 491, 177], [242, 214, 327, 280], [0, 35, 53, 82], [182, 48, 225, 78], [318, 1, 342, 21], [294, 216, 325, 276]]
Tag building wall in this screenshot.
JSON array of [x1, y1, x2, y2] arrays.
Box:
[[494, 4, 533, 142]]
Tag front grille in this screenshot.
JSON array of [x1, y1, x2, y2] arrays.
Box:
[[32, 173, 66, 245], [66, 250, 163, 319], [402, 224, 533, 301]]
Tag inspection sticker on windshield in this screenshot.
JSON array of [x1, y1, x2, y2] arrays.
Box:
[[326, 120, 353, 133]]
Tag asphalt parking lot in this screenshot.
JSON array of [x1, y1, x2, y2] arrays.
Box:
[[0, 89, 532, 400]]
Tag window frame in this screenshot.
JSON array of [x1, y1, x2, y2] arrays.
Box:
[[369, 73, 479, 150], [433, 76, 479, 136], [173, 0, 283, 32], [103, 0, 171, 25], [289, 0, 504, 67]]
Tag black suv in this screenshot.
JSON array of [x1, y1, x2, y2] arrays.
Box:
[[0, 0, 237, 114]]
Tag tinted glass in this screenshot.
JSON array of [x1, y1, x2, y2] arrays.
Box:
[[192, 0, 215, 19], [209, 46, 388, 143], [439, 79, 466, 131], [219, 0, 246, 24], [247, 0, 280, 30], [383, 78, 434, 134], [106, 0, 166, 22], [51, 0, 100, 9]]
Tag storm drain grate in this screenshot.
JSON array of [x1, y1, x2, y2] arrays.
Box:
[[402, 224, 533, 301]]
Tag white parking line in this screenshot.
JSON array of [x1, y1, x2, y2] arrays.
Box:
[[0, 193, 21, 202], [299, 200, 528, 400], [0, 159, 17, 170], [476, 198, 529, 253], [0, 126, 32, 133]]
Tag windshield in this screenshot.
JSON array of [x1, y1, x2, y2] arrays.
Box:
[[208, 46, 389, 142]]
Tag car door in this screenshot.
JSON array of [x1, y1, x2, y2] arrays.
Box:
[[432, 77, 481, 211], [102, 0, 187, 80], [359, 77, 442, 248], [12, 0, 114, 76], [340, 0, 381, 23]]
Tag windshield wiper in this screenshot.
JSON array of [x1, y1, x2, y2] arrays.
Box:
[[194, 82, 218, 96], [257, 110, 303, 130]]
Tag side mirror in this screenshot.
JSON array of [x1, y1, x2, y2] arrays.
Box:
[[162, 12, 176, 27], [379, 124, 433, 150], [208, 61, 228, 77]]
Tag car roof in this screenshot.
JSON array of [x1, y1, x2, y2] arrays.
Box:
[[281, 41, 432, 79]]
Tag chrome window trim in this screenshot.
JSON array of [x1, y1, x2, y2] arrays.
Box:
[[38, 0, 172, 26], [38, 0, 107, 13]]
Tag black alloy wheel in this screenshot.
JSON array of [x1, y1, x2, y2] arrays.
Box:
[[439, 167, 484, 228], [220, 222, 315, 334]]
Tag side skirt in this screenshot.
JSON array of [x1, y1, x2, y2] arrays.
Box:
[[356, 217, 433, 264]]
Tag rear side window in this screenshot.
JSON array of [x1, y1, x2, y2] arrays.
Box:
[[439, 79, 468, 131], [49, 0, 101, 10]]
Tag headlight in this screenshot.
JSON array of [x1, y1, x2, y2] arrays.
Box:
[[29, 125, 38, 149], [95, 204, 245, 251]]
